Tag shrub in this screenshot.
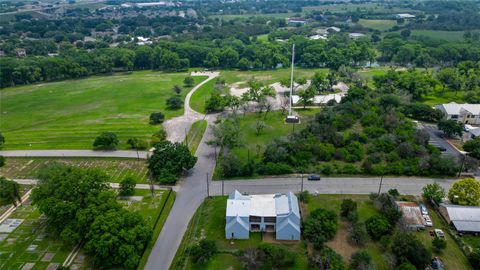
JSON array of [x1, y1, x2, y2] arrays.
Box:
[[349, 250, 372, 270], [119, 177, 136, 196], [166, 96, 183, 110], [365, 214, 392, 240], [189, 239, 217, 264], [93, 132, 119, 150], [258, 243, 296, 268], [184, 76, 194, 87], [298, 191, 311, 203], [468, 248, 480, 270], [127, 137, 148, 150], [308, 247, 347, 270], [258, 162, 293, 175], [220, 153, 243, 178], [395, 262, 416, 270], [349, 222, 368, 246], [391, 233, 431, 270], [303, 208, 338, 249], [340, 199, 357, 217], [432, 237, 447, 253], [149, 112, 165, 124], [0, 156, 4, 167]]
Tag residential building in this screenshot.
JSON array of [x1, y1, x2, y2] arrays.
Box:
[[435, 102, 480, 125], [15, 48, 26, 57], [439, 204, 480, 234], [395, 13, 416, 19], [348, 33, 366, 39], [288, 17, 308, 26], [225, 190, 301, 241]]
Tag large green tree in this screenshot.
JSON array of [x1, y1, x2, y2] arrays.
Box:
[[391, 233, 431, 269], [303, 208, 338, 249], [464, 137, 480, 159], [438, 119, 464, 138], [448, 178, 480, 206], [422, 183, 446, 203], [0, 177, 21, 206], [148, 141, 197, 183]]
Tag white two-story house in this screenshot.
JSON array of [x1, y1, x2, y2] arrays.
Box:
[[435, 102, 480, 125]]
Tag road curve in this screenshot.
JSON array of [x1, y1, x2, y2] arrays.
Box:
[[0, 149, 149, 159]]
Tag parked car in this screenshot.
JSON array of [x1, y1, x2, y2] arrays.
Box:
[[419, 203, 429, 215], [424, 215, 433, 227], [435, 229, 445, 238], [307, 174, 321, 181]]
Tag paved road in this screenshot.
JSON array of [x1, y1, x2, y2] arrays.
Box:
[[12, 179, 178, 191], [145, 114, 217, 270], [0, 149, 149, 159], [210, 176, 458, 196]]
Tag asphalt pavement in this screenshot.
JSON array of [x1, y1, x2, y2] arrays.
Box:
[[0, 149, 149, 159]]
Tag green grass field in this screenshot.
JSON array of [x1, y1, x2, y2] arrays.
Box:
[[358, 19, 397, 31], [0, 157, 149, 183], [304, 3, 416, 14], [185, 120, 207, 154], [410, 30, 468, 42], [229, 109, 320, 165], [0, 71, 205, 150], [209, 12, 294, 20]]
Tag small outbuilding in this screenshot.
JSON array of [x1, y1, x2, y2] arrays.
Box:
[[439, 204, 480, 235], [396, 201, 426, 230]]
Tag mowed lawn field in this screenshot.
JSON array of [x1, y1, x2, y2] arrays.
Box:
[[0, 71, 205, 150]]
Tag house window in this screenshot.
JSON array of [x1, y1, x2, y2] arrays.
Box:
[[251, 224, 260, 231], [264, 217, 276, 223], [249, 216, 261, 222], [452, 115, 458, 119]]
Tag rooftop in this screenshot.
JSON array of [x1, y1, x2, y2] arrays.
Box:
[[436, 102, 480, 115], [397, 201, 425, 226], [226, 190, 299, 218], [440, 204, 480, 232]]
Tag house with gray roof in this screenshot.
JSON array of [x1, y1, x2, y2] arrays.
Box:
[[225, 190, 301, 240], [439, 204, 480, 234], [435, 102, 480, 125]]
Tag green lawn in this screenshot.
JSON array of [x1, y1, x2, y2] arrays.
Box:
[[185, 120, 207, 154], [421, 91, 466, 106], [190, 79, 216, 114], [463, 235, 480, 249], [358, 19, 397, 31], [303, 3, 416, 14], [0, 157, 149, 183], [229, 109, 320, 165], [0, 71, 206, 150], [209, 12, 294, 20]]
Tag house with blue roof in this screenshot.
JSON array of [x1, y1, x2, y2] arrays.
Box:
[[225, 190, 301, 241]]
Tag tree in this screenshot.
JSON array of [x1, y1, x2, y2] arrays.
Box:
[[464, 137, 480, 159], [0, 132, 4, 147], [258, 243, 296, 268], [303, 208, 338, 249], [365, 215, 391, 240], [149, 112, 165, 124], [184, 76, 194, 87], [448, 178, 480, 206], [254, 120, 267, 136], [422, 183, 446, 203], [84, 208, 151, 269], [298, 86, 316, 108], [437, 68, 462, 92], [468, 248, 480, 270], [438, 119, 464, 138], [119, 177, 136, 196], [148, 141, 197, 183], [189, 239, 217, 264], [395, 262, 416, 270], [173, 85, 182, 95], [308, 247, 347, 270], [432, 237, 447, 253], [340, 199, 357, 217], [205, 92, 225, 112], [0, 177, 21, 206], [239, 247, 265, 270], [311, 72, 329, 93], [349, 250, 372, 270], [166, 96, 183, 110], [349, 222, 369, 246], [0, 156, 4, 167], [93, 132, 119, 150], [391, 233, 431, 269], [208, 118, 242, 149]]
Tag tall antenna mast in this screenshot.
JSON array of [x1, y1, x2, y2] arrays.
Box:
[[288, 43, 295, 116]]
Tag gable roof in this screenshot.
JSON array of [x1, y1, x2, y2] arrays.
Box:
[[441, 204, 480, 232], [436, 102, 480, 115], [226, 215, 249, 231], [226, 190, 300, 218]]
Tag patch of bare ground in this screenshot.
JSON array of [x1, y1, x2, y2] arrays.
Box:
[[325, 220, 359, 261]]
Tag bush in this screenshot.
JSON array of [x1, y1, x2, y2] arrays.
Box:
[[308, 247, 347, 270], [349, 222, 368, 246], [303, 208, 338, 249], [205, 92, 225, 112], [340, 199, 357, 217], [220, 153, 243, 178], [395, 262, 416, 270], [258, 243, 296, 268], [349, 250, 372, 270], [189, 239, 217, 264], [391, 232, 431, 270], [258, 162, 293, 175], [127, 137, 148, 150], [468, 248, 480, 270], [432, 237, 447, 253], [0, 155, 4, 167], [365, 214, 392, 240], [93, 132, 119, 150], [298, 191, 311, 203], [184, 76, 194, 87], [149, 112, 165, 124], [119, 177, 136, 196], [166, 96, 183, 110]]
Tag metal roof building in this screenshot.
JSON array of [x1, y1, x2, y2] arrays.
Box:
[[439, 204, 480, 234], [225, 190, 301, 240]]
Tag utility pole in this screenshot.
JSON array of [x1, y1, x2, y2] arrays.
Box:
[[288, 44, 295, 116], [301, 173, 304, 193], [458, 153, 467, 178], [134, 140, 140, 160], [377, 175, 384, 195], [206, 173, 210, 198]]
